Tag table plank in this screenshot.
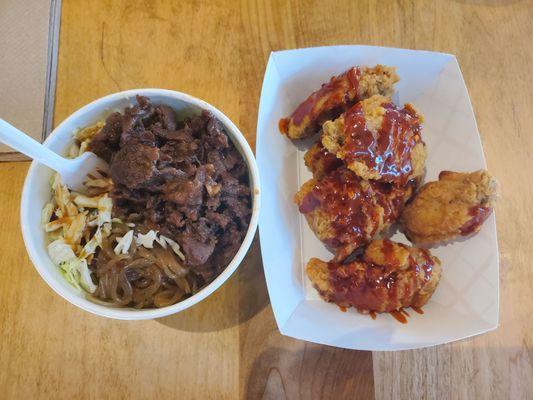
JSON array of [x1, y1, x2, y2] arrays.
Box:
[[1, 0, 531, 399], [368, 1, 533, 399], [0, 1, 373, 399]]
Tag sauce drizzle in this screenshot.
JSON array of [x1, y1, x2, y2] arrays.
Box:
[[341, 102, 422, 184], [459, 206, 492, 235], [279, 67, 362, 134], [323, 240, 437, 324], [298, 170, 406, 249]]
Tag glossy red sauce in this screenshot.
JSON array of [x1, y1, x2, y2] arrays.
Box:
[[279, 118, 289, 134], [341, 102, 422, 184], [298, 169, 395, 247], [411, 306, 424, 314], [459, 206, 492, 235], [283, 67, 361, 130], [323, 240, 436, 322], [309, 142, 343, 175]]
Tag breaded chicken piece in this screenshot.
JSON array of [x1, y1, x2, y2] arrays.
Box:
[[279, 65, 399, 139], [303, 140, 343, 178], [401, 170, 498, 245], [294, 168, 410, 260], [306, 239, 442, 314], [322, 94, 426, 184]]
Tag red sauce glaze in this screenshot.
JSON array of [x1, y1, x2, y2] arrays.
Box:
[[459, 206, 492, 235], [310, 143, 343, 175], [298, 169, 405, 249], [341, 102, 422, 184], [390, 310, 408, 324], [369, 311, 377, 320], [411, 306, 424, 314], [289, 67, 361, 127], [279, 118, 289, 134], [324, 240, 436, 320]]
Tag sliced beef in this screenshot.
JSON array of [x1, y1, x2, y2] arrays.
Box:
[[110, 142, 159, 188], [163, 179, 203, 206], [89, 96, 252, 287], [206, 115, 229, 149], [89, 112, 123, 161], [178, 219, 217, 266], [155, 105, 178, 130]]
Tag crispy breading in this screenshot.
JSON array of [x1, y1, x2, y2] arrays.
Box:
[[321, 94, 426, 184], [303, 140, 343, 178], [401, 170, 498, 245]]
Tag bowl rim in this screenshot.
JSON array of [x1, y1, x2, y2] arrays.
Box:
[[20, 88, 261, 320]]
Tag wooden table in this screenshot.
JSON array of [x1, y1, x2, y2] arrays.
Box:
[[1, 1, 532, 398]]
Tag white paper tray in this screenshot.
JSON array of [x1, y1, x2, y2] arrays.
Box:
[[256, 45, 499, 351]]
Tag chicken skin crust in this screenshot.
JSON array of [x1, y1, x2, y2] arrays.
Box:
[[303, 140, 343, 179], [294, 168, 412, 261], [306, 239, 442, 314], [279, 65, 399, 140], [321, 94, 426, 184], [401, 170, 498, 245]]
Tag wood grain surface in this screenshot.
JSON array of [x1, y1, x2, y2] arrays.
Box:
[[0, 0, 531, 399]]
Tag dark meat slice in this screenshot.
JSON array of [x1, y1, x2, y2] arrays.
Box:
[[224, 196, 251, 226], [145, 196, 165, 226], [207, 150, 227, 177], [120, 128, 156, 147], [110, 142, 159, 188], [215, 222, 244, 266], [206, 193, 221, 210], [154, 125, 194, 142], [206, 210, 231, 229], [88, 112, 123, 161], [178, 218, 217, 266], [155, 104, 178, 130], [156, 167, 187, 182], [220, 172, 250, 198], [206, 114, 229, 149], [163, 165, 215, 206], [121, 95, 156, 133], [165, 204, 186, 229], [188, 111, 209, 133], [160, 139, 200, 164], [221, 147, 241, 172], [163, 179, 203, 206]]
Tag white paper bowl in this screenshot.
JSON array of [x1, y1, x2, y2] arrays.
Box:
[[21, 89, 260, 320]]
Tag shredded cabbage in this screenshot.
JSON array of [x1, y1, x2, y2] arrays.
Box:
[[41, 202, 55, 226], [160, 235, 186, 261], [59, 259, 96, 293], [59, 260, 82, 291], [136, 230, 157, 248], [97, 194, 112, 226], [114, 230, 134, 255], [48, 239, 76, 265]]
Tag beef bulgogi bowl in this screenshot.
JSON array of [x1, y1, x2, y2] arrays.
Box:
[[40, 95, 256, 310]]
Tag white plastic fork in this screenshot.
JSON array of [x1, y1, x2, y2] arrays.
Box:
[[0, 118, 108, 193]]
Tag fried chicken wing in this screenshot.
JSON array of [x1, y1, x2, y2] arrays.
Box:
[[401, 170, 498, 245], [321, 94, 426, 184], [294, 168, 411, 260], [279, 65, 399, 139], [306, 239, 442, 315], [303, 140, 343, 178]]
